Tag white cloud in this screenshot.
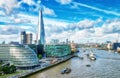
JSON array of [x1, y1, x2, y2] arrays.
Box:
[[37, 0, 41, 4], [67, 19, 96, 32], [0, 25, 35, 43], [70, 28, 95, 43], [0, 34, 19, 43], [21, 0, 35, 5], [45, 18, 120, 43], [34, 5, 56, 16], [44, 18, 69, 26], [92, 19, 120, 43], [44, 18, 70, 36], [95, 19, 120, 35], [0, 0, 19, 14], [73, 2, 120, 16], [55, 0, 72, 5], [1, 7, 120, 44], [0, 0, 56, 16], [0, 26, 22, 35], [0, 10, 5, 16], [45, 19, 97, 43], [78, 19, 95, 28], [46, 31, 71, 43], [98, 33, 119, 43], [14, 17, 31, 24], [21, 0, 56, 16], [0, 16, 12, 23], [43, 6, 56, 16], [17, 13, 37, 24]]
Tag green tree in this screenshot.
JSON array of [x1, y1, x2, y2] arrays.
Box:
[[0, 66, 3, 75], [9, 65, 16, 73], [1, 65, 16, 74], [38, 54, 42, 59], [2, 66, 9, 74]]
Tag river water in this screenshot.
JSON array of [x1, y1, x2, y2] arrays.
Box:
[[28, 49, 120, 78]]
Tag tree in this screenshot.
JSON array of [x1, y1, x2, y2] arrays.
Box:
[[38, 54, 42, 59], [0, 66, 3, 75], [9, 65, 16, 73], [1, 65, 16, 74], [2, 66, 9, 74]]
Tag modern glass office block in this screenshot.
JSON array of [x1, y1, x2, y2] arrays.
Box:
[[44, 44, 71, 57]]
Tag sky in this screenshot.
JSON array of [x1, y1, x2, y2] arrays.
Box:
[[0, 0, 120, 43]]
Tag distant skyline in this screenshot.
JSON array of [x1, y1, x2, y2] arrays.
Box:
[[0, 0, 120, 43]]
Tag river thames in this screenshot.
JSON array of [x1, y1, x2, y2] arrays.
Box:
[[28, 49, 120, 78]]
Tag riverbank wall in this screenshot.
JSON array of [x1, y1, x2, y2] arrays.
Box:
[[19, 54, 74, 78]]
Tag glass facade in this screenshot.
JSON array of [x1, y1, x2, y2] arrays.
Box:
[[37, 9, 45, 45], [44, 44, 71, 57], [21, 31, 26, 44], [0, 44, 39, 68], [0, 44, 10, 63], [26, 33, 32, 44]]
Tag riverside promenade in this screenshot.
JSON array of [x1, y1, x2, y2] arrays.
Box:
[[9, 54, 75, 78], [29, 49, 120, 78]]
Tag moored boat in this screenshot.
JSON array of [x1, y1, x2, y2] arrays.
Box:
[[88, 50, 96, 60], [117, 47, 120, 53], [61, 67, 71, 74]]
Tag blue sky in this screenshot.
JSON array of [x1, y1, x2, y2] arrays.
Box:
[[0, 0, 120, 43]]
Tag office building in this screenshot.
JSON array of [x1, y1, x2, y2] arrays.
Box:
[[26, 33, 32, 44], [37, 9, 45, 45], [0, 44, 39, 69], [20, 31, 33, 44], [70, 41, 77, 52], [34, 9, 45, 56], [44, 44, 71, 57], [112, 43, 120, 50], [20, 31, 26, 44]]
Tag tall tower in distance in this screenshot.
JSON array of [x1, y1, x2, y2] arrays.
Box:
[[20, 31, 33, 44], [37, 9, 45, 45], [21, 31, 26, 44], [26, 33, 32, 44]]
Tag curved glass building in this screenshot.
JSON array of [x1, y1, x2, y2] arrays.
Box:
[[0, 44, 39, 68]]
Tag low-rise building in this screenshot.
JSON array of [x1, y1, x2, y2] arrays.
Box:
[[70, 42, 77, 52], [112, 43, 120, 50]]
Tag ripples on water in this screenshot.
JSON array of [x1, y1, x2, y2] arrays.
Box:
[[28, 49, 120, 78]]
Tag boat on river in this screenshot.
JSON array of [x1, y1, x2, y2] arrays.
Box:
[[117, 47, 120, 53], [61, 67, 71, 74], [88, 50, 96, 60]]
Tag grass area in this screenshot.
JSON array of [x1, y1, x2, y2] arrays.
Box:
[[0, 70, 27, 78]]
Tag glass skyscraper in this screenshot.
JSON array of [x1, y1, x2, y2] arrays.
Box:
[[26, 33, 32, 44], [20, 31, 33, 44], [21, 31, 26, 44], [37, 9, 45, 45]]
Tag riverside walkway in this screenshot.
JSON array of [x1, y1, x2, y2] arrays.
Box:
[[9, 54, 75, 78]]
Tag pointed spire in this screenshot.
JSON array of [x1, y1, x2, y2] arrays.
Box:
[[37, 8, 45, 45]]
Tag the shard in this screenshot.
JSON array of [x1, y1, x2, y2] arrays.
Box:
[[37, 9, 45, 45]]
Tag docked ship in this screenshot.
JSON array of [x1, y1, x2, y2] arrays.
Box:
[[88, 49, 96, 60], [61, 67, 71, 74], [117, 47, 120, 53]]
